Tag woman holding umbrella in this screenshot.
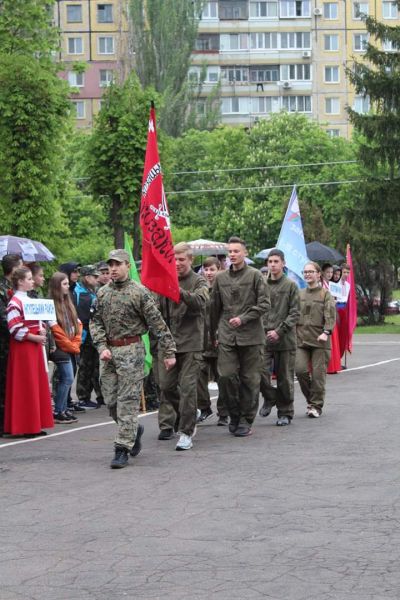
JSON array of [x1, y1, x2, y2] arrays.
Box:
[[4, 267, 54, 437]]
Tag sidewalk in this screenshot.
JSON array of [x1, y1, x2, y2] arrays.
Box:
[[1, 334, 400, 600]]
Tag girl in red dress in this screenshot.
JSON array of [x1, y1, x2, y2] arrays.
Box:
[[321, 264, 341, 374], [4, 266, 54, 437]]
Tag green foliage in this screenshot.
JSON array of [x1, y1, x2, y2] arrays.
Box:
[[129, 0, 216, 135], [0, 54, 71, 251], [0, 0, 59, 62], [167, 114, 360, 255], [85, 73, 158, 250]]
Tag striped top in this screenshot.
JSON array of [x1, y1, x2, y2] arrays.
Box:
[[7, 291, 40, 342]]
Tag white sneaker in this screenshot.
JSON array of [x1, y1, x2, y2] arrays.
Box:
[[307, 406, 320, 418], [176, 433, 193, 451]]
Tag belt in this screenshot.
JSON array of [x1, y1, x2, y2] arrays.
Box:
[[108, 336, 140, 347]]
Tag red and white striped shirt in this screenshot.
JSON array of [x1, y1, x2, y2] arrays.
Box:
[[7, 291, 40, 342]]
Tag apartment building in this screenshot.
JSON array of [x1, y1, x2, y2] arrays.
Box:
[[54, 0, 130, 128], [193, 0, 400, 137]]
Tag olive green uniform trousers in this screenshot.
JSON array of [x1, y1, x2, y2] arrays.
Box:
[[295, 346, 330, 413], [260, 348, 296, 419]]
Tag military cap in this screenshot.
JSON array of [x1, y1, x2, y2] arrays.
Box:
[[107, 249, 130, 264], [80, 264, 100, 276], [96, 260, 109, 271]]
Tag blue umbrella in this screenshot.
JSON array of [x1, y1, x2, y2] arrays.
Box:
[[254, 247, 274, 260], [0, 235, 55, 262]]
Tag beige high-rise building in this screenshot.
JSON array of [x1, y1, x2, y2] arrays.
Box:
[[54, 0, 130, 128], [192, 0, 399, 138]]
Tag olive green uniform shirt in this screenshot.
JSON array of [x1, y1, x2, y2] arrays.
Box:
[[263, 275, 300, 351], [297, 286, 336, 349], [210, 264, 270, 346]]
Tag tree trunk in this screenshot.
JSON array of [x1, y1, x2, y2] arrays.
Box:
[[133, 210, 141, 260], [111, 196, 124, 248]]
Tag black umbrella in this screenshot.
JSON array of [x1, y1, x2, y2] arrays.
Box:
[[306, 242, 344, 263]]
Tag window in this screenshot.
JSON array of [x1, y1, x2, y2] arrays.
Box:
[[98, 36, 114, 54], [68, 71, 84, 87], [99, 69, 114, 86], [207, 67, 220, 82], [196, 100, 206, 115], [282, 95, 312, 112], [250, 32, 278, 49], [222, 67, 249, 82], [383, 38, 398, 51], [324, 66, 339, 82], [324, 34, 339, 51], [221, 33, 249, 50], [382, 1, 398, 18], [72, 100, 85, 119], [219, 0, 248, 19], [354, 33, 368, 51], [251, 96, 279, 113], [280, 32, 311, 49], [66, 4, 82, 22], [323, 2, 338, 18], [68, 37, 83, 54], [195, 34, 219, 51], [221, 97, 249, 114], [250, 1, 279, 17], [353, 2, 369, 19], [325, 97, 340, 114], [353, 95, 370, 113], [326, 129, 340, 137], [280, 64, 311, 80], [250, 66, 280, 82], [280, 0, 311, 17], [97, 4, 113, 23], [201, 1, 218, 18]]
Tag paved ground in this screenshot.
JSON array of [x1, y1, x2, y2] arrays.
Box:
[[1, 334, 400, 600]]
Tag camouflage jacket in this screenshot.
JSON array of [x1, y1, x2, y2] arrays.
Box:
[[90, 278, 176, 358]]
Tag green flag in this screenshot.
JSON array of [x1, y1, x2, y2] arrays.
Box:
[[124, 233, 153, 376]]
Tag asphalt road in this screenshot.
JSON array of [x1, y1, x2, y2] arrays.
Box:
[[1, 334, 400, 600]]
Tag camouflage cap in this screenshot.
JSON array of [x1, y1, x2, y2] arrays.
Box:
[[107, 249, 130, 264], [80, 265, 100, 277], [96, 260, 109, 271]]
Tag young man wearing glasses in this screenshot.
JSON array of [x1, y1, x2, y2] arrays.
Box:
[[295, 262, 336, 418]]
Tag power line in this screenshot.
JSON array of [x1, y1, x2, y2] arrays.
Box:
[[171, 160, 358, 176], [166, 179, 362, 195]]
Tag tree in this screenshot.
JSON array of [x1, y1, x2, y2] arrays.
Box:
[[345, 7, 400, 321], [129, 0, 217, 136], [167, 114, 360, 254], [0, 1, 71, 252], [85, 74, 157, 253]]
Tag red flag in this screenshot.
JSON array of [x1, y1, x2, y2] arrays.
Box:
[[345, 244, 357, 352], [139, 105, 180, 303]]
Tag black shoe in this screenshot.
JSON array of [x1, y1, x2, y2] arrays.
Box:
[[158, 428, 174, 440], [96, 397, 105, 406], [110, 445, 129, 469], [71, 404, 86, 413], [228, 419, 239, 434], [276, 416, 290, 426], [54, 413, 74, 424], [259, 403, 271, 417], [130, 424, 144, 457], [146, 401, 160, 411], [234, 425, 253, 437], [217, 416, 229, 426], [79, 400, 98, 409], [23, 431, 48, 438], [199, 408, 213, 422], [64, 410, 78, 422]]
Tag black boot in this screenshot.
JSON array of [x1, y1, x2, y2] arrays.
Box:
[[110, 445, 129, 469], [130, 424, 144, 457]]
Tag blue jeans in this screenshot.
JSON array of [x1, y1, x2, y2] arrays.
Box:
[[54, 358, 75, 415]]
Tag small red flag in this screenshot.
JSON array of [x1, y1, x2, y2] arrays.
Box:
[[139, 105, 180, 303], [345, 244, 357, 352]]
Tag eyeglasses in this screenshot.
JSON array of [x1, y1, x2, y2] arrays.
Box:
[[302, 270, 317, 275]]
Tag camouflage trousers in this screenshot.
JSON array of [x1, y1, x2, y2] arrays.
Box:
[[76, 341, 103, 403], [100, 342, 145, 450]]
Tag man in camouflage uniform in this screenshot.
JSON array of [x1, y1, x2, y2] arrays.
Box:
[[210, 237, 269, 437], [90, 249, 176, 469], [0, 254, 23, 435]]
